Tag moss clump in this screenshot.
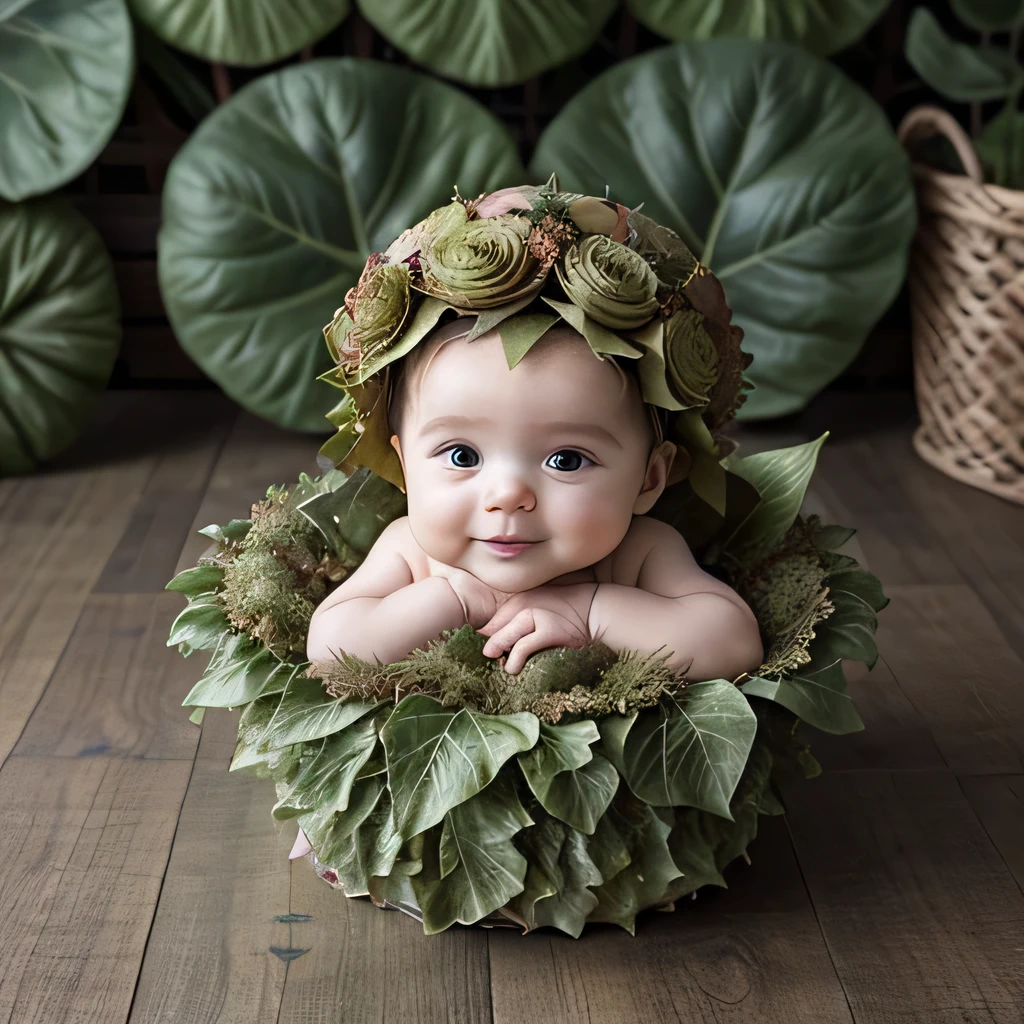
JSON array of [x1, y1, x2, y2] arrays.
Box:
[[221, 486, 342, 656], [312, 626, 684, 723]]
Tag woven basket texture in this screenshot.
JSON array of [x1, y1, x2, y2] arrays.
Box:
[[898, 105, 1024, 505]]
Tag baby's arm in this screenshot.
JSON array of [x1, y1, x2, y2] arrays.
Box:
[[588, 517, 763, 681], [306, 519, 468, 665]]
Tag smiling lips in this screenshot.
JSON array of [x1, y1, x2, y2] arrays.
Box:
[[482, 535, 538, 558]]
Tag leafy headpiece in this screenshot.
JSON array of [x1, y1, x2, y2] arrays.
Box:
[[316, 176, 752, 516]]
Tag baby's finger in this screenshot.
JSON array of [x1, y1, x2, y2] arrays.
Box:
[[504, 627, 559, 674], [481, 609, 535, 658], [479, 596, 524, 636]]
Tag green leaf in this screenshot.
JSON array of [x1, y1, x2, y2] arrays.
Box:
[[272, 715, 378, 820], [165, 564, 225, 598], [168, 600, 229, 655], [0, 0, 133, 200], [621, 682, 758, 818], [297, 467, 407, 558], [721, 435, 828, 561], [360, 0, 618, 88], [182, 633, 290, 707], [519, 722, 617, 832], [254, 676, 380, 752], [303, 774, 403, 897], [497, 313, 559, 370], [662, 807, 728, 896], [0, 199, 121, 474], [530, 38, 917, 419], [812, 523, 857, 551], [815, 567, 887, 668], [741, 661, 865, 734], [511, 815, 602, 937], [588, 791, 681, 934], [951, 0, 1024, 32], [627, 0, 889, 56], [584, 802, 632, 883], [188, 706, 206, 726], [906, 9, 1024, 102], [977, 106, 1024, 190], [411, 772, 533, 934], [382, 695, 539, 840], [596, 711, 637, 776], [130, 0, 349, 65], [197, 519, 252, 547], [159, 59, 524, 432]]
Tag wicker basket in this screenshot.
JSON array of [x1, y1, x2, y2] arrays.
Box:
[[897, 105, 1024, 505]]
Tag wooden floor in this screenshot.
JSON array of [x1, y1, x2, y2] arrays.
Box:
[[1, 388, 1022, 1024]]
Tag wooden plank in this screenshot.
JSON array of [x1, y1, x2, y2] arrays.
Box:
[[12, 593, 205, 761], [879, 436, 1024, 663], [0, 395, 172, 764], [174, 413, 323, 577], [118, 326, 205, 380], [278, 853, 493, 1024], [0, 755, 192, 1024], [783, 769, 1024, 1024], [958, 776, 1024, 894], [126, 757, 292, 1024], [488, 815, 853, 1024], [73, 195, 161, 254], [93, 393, 234, 593], [112, 261, 164, 319], [878, 584, 1024, 775]]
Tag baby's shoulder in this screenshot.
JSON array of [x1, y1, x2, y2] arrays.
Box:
[[378, 515, 428, 581], [606, 515, 692, 586]]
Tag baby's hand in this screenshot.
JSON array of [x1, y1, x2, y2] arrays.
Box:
[[425, 557, 511, 629], [479, 583, 598, 674]]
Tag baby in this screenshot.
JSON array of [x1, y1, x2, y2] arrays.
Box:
[[306, 318, 763, 680]]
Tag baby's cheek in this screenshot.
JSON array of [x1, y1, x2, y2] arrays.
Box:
[[558, 492, 630, 563]]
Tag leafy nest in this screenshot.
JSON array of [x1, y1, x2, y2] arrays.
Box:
[[166, 437, 888, 937]]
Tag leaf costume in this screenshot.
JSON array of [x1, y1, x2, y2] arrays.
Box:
[[167, 179, 887, 936]]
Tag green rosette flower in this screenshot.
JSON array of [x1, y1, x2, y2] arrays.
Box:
[[324, 264, 412, 377], [665, 308, 719, 408], [418, 212, 542, 309], [555, 235, 659, 330]]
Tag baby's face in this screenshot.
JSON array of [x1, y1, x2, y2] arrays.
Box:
[[390, 325, 669, 593]]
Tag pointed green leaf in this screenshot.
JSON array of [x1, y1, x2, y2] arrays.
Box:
[[721, 434, 828, 561], [906, 8, 1023, 102], [584, 801, 631, 882], [303, 775, 403, 896], [256, 676, 381, 752], [588, 792, 681, 934], [168, 600, 230, 654], [539, 755, 619, 835], [411, 772, 533, 934], [188, 706, 206, 726], [165, 564, 225, 598], [197, 519, 252, 547], [182, 633, 290, 707], [663, 807, 727, 895], [951, 0, 1024, 32], [543, 296, 643, 361], [742, 661, 864, 734], [498, 313, 559, 369], [298, 466, 407, 558], [272, 715, 379, 820], [382, 695, 539, 839], [814, 567, 887, 668], [597, 711, 637, 776], [465, 292, 538, 342], [621, 682, 758, 818], [812, 522, 857, 551], [519, 720, 598, 788]]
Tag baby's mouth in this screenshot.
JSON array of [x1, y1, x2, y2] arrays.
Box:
[[479, 536, 540, 558]]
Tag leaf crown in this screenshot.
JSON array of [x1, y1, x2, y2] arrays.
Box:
[[316, 175, 753, 515]]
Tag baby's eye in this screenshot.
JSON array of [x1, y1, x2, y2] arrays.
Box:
[[441, 444, 480, 469], [545, 449, 593, 472]]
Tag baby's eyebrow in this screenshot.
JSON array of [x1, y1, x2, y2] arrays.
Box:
[[419, 414, 621, 449]]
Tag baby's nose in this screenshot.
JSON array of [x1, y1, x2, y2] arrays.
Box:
[[483, 470, 536, 513]]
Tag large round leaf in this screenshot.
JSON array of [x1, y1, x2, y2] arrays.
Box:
[[627, 0, 889, 56], [159, 59, 524, 431], [0, 199, 121, 475], [530, 39, 916, 419], [0, 0, 134, 201], [129, 0, 350, 66], [357, 0, 618, 87]]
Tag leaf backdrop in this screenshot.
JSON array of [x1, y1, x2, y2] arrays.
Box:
[[530, 38, 917, 419], [158, 59, 524, 432]]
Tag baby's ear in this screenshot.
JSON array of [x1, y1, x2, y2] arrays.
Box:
[[634, 441, 682, 515]]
